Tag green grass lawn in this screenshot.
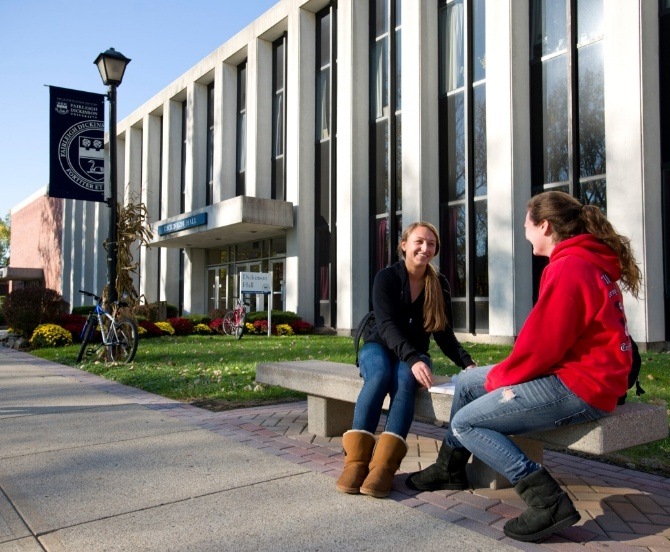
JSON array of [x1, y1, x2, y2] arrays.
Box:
[[31, 334, 670, 476]]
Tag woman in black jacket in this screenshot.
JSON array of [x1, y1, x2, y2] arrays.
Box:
[[336, 221, 475, 498]]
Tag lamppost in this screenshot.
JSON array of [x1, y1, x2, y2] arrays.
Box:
[[94, 47, 131, 303]]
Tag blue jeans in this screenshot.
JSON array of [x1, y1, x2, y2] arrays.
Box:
[[446, 366, 606, 484], [352, 343, 427, 437]]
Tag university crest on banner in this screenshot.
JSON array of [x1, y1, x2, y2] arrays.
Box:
[[48, 86, 106, 202]]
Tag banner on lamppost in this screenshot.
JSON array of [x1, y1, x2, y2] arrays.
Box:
[[48, 86, 106, 202]]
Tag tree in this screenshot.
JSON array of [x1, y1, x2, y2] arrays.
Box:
[[0, 213, 10, 266]]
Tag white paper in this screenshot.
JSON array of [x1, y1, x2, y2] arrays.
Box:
[[428, 382, 455, 395]]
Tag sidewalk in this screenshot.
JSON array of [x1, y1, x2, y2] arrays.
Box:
[[0, 347, 668, 551]]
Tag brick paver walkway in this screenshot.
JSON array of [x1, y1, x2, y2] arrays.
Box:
[[23, 354, 670, 551]]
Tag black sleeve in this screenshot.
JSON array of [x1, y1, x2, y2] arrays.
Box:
[[372, 268, 423, 368], [433, 277, 474, 368]]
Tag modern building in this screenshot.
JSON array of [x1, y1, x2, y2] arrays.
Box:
[[5, 0, 670, 348]]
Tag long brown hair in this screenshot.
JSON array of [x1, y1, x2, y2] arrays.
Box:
[[397, 222, 449, 332], [527, 191, 642, 298]]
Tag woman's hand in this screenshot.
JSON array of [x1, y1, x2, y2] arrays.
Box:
[[411, 361, 434, 388], [465, 363, 477, 370]]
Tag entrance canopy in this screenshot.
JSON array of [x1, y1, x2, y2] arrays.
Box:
[[150, 196, 294, 249]]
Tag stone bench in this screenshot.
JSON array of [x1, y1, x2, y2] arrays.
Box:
[[256, 360, 669, 489]]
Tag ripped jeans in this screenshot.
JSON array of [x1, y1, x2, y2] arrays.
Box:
[[445, 366, 606, 484]]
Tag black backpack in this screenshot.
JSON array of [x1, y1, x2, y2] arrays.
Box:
[[617, 336, 645, 405], [353, 311, 377, 367]]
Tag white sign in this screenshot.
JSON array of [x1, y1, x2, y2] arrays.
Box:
[[240, 272, 272, 294]]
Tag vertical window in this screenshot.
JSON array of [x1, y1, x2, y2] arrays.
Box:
[[659, 0, 670, 339], [315, 4, 337, 327], [370, 0, 402, 275], [180, 101, 187, 213], [438, 0, 488, 333], [530, 0, 605, 208], [272, 35, 287, 201], [236, 62, 247, 196], [206, 83, 214, 206], [529, 0, 605, 299]]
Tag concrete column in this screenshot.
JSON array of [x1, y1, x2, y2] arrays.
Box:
[[94, 200, 108, 297], [160, 100, 182, 307], [400, 0, 440, 228], [604, 0, 663, 346], [284, 7, 316, 322], [162, 100, 183, 218], [213, 62, 238, 203], [61, 199, 74, 305], [124, 126, 142, 204], [485, 0, 533, 341], [141, 113, 161, 304], [336, 0, 370, 333], [184, 248, 206, 315], [71, 200, 83, 297], [185, 82, 208, 211], [247, 38, 273, 199]]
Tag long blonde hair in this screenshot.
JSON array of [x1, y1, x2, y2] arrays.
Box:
[[397, 222, 449, 332], [527, 191, 642, 298]]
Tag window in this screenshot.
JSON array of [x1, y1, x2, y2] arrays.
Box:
[[180, 101, 187, 213], [370, 0, 402, 275], [529, 0, 605, 299], [438, 0, 488, 333], [206, 83, 214, 206], [315, 4, 337, 327], [272, 35, 287, 201], [236, 62, 247, 196], [530, 0, 605, 208]]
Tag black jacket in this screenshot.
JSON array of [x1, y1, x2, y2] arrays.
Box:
[[367, 261, 473, 369]]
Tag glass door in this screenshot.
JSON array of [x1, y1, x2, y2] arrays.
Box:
[[270, 259, 285, 311], [207, 267, 228, 314]]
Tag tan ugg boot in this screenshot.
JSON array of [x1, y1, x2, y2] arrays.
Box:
[[336, 430, 376, 494], [360, 432, 408, 498]]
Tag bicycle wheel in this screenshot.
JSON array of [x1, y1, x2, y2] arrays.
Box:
[[76, 316, 96, 362], [235, 314, 245, 340], [107, 317, 139, 363], [222, 312, 235, 335]]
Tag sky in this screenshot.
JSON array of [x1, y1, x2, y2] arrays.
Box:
[[0, 0, 279, 220]]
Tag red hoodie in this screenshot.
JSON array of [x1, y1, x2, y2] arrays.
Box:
[[485, 234, 632, 411]]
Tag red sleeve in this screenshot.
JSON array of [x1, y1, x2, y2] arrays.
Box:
[[484, 260, 588, 391]]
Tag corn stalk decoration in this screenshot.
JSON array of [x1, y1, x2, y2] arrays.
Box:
[[103, 196, 153, 310]]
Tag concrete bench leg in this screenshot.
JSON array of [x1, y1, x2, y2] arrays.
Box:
[[308, 396, 355, 437], [466, 437, 544, 490]]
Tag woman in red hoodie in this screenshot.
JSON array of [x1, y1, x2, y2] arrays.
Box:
[[406, 191, 641, 543]]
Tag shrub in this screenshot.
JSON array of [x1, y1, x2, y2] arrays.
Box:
[[133, 303, 159, 322], [209, 318, 224, 334], [71, 306, 93, 316], [4, 287, 69, 337], [276, 323, 294, 336], [209, 308, 227, 320], [137, 325, 147, 338], [30, 324, 73, 348], [166, 304, 179, 318], [155, 321, 175, 335], [290, 320, 314, 335], [185, 314, 212, 326], [57, 313, 87, 342], [252, 319, 277, 335], [193, 323, 213, 335], [138, 319, 165, 338], [245, 310, 301, 325], [167, 317, 194, 335]]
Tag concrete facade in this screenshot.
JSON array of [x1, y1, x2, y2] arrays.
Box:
[[5, 0, 669, 347]]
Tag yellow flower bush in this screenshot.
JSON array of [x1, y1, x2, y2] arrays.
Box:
[[137, 326, 147, 337], [276, 324, 294, 336], [30, 324, 73, 348], [155, 321, 175, 335], [194, 323, 212, 335]]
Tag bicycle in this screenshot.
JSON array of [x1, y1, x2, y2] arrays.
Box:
[[222, 298, 248, 340], [76, 290, 139, 363]]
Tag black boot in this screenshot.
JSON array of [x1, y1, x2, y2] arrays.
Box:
[[503, 467, 580, 542], [405, 441, 471, 491]]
